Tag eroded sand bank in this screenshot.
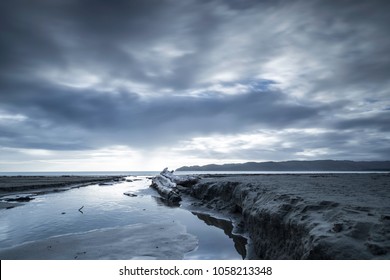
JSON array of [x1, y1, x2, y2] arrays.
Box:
[[181, 173, 390, 259]]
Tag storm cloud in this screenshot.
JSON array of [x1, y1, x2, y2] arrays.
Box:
[[0, 0, 389, 170]]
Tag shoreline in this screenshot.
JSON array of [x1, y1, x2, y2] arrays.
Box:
[[156, 171, 390, 259], [0, 175, 125, 209], [194, 174, 390, 259], [2, 172, 389, 259]]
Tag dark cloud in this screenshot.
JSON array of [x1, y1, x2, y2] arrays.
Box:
[[335, 112, 390, 132], [0, 0, 389, 169], [0, 77, 324, 150]]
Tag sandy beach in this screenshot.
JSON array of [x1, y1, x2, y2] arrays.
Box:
[[1, 172, 389, 260], [180, 173, 390, 259], [0, 223, 197, 260]]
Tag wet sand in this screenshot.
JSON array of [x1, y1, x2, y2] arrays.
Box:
[[2, 172, 389, 259], [184, 173, 390, 259], [0, 176, 124, 209], [0, 223, 197, 260]]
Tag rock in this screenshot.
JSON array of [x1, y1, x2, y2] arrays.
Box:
[[99, 182, 113, 186], [123, 192, 137, 197], [366, 243, 387, 255], [332, 223, 343, 233], [5, 196, 34, 202]]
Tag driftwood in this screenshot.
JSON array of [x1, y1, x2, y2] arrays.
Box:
[[149, 168, 199, 204], [150, 175, 181, 203]]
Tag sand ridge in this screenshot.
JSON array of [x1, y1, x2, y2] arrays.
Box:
[[184, 173, 390, 259]]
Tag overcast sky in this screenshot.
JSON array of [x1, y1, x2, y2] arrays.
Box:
[[1, 0, 389, 171]]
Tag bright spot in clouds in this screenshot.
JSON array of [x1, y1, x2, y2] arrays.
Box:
[[0, 0, 389, 171]]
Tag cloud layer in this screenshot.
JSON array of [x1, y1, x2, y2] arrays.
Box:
[[1, 0, 389, 170]]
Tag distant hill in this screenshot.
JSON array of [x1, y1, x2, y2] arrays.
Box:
[[176, 160, 390, 172]]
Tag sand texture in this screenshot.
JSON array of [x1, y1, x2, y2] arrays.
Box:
[[181, 173, 390, 259], [0, 223, 198, 260]]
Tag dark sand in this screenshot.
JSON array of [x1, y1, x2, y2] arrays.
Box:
[[185, 173, 390, 259], [0, 175, 124, 209]]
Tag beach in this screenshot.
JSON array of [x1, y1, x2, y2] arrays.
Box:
[[1, 172, 389, 259], [0, 175, 236, 260], [0, 175, 124, 209], [178, 173, 390, 259]]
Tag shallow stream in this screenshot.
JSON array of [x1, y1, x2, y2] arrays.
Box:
[[0, 176, 246, 259]]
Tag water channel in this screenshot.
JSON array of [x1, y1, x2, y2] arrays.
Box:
[[0, 176, 246, 259]]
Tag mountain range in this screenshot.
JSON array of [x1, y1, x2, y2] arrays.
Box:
[[176, 160, 390, 172]]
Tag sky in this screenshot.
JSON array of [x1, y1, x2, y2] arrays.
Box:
[[0, 0, 389, 171]]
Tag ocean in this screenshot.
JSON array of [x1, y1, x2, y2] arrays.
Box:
[[0, 170, 388, 176]]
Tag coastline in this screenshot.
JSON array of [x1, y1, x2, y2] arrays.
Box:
[[2, 172, 389, 259], [159, 172, 390, 259], [0, 175, 200, 260], [0, 175, 125, 209]]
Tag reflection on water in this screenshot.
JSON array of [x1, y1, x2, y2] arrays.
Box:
[[192, 212, 247, 259], [152, 196, 181, 208], [0, 176, 246, 259]]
